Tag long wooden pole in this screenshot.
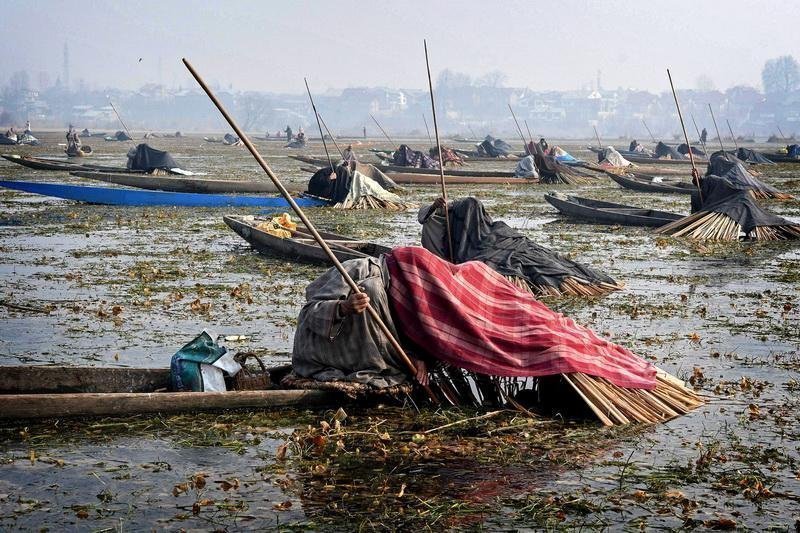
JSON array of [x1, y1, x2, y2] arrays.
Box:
[[593, 125, 603, 149], [423, 40, 454, 263], [467, 125, 478, 141], [369, 114, 395, 146], [666, 69, 701, 201], [508, 104, 530, 155], [182, 59, 435, 401], [642, 119, 656, 143], [422, 114, 433, 149], [777, 125, 788, 144], [690, 114, 707, 154], [725, 119, 740, 151], [107, 99, 134, 143], [317, 113, 344, 159], [523, 120, 535, 145], [708, 104, 726, 156], [303, 79, 334, 172]]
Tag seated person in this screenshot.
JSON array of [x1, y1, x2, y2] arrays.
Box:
[[292, 247, 657, 396]]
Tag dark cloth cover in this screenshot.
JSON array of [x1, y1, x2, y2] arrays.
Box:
[[788, 144, 800, 158], [690, 175, 791, 233], [705, 156, 780, 197], [114, 131, 132, 141], [655, 142, 685, 159], [392, 144, 439, 169], [735, 147, 775, 165], [307, 164, 352, 203], [476, 135, 512, 157], [677, 143, 706, 156], [126, 143, 178, 171], [421, 197, 617, 290]]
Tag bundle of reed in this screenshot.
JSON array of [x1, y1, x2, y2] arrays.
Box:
[[656, 211, 800, 241], [505, 274, 624, 298], [424, 363, 703, 425], [332, 196, 416, 211], [749, 189, 794, 201]]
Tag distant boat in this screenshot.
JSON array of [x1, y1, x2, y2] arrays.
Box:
[[0, 180, 325, 208]]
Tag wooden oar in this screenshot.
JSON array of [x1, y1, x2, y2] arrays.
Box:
[[423, 39, 454, 262], [303, 79, 335, 172], [666, 69, 701, 202], [370, 114, 395, 146], [777, 125, 788, 144], [182, 58, 437, 403], [593, 125, 603, 149], [317, 113, 344, 160], [524, 120, 535, 146], [508, 104, 531, 155], [708, 103, 727, 157]]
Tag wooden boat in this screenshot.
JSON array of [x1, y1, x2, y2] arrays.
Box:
[[608, 172, 695, 195], [544, 192, 683, 227], [224, 214, 390, 264], [292, 154, 532, 185], [0, 365, 339, 419], [0, 180, 325, 208], [761, 153, 800, 164], [71, 171, 295, 195], [1, 154, 158, 174], [588, 146, 705, 166]]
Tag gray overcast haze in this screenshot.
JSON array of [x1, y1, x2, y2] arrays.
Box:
[[2, 0, 798, 93]]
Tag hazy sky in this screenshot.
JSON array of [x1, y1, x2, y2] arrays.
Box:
[[2, 0, 798, 94]]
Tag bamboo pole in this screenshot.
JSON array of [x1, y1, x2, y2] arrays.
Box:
[[182, 58, 437, 402], [524, 120, 535, 145], [777, 125, 788, 144], [468, 125, 478, 141], [642, 119, 656, 143], [666, 69, 702, 202], [369, 114, 395, 146], [422, 114, 433, 149], [317, 113, 344, 160], [508, 104, 531, 155], [726, 119, 740, 151], [423, 39, 454, 263], [708, 104, 726, 156], [303, 79, 335, 172], [107, 99, 134, 143], [690, 114, 707, 154], [593, 125, 603, 149]]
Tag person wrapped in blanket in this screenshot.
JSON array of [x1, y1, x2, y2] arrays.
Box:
[[417, 197, 622, 296], [292, 246, 656, 393]]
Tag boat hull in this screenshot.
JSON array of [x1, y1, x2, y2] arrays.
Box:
[[0, 180, 324, 207], [608, 173, 695, 194], [544, 192, 682, 227], [72, 171, 289, 194]]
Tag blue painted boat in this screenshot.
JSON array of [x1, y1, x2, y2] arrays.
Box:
[[0, 180, 324, 208]]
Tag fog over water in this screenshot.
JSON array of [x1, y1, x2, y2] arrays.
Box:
[[2, 0, 798, 93]]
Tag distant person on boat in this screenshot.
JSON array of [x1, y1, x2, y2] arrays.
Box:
[[363, 126, 367, 139], [341, 145, 357, 164], [24, 120, 31, 135], [265, 131, 271, 139], [285, 125, 293, 142], [700, 128, 708, 144], [539, 138, 549, 152], [629, 140, 639, 151], [296, 127, 305, 142], [4, 127, 17, 142]]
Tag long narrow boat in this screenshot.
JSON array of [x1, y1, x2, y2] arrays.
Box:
[[0, 180, 324, 208], [761, 153, 800, 164], [608, 172, 695, 195], [544, 192, 683, 227], [0, 365, 339, 419], [224, 214, 390, 264], [290, 154, 518, 178], [71, 171, 295, 194], [1, 154, 151, 173], [588, 147, 704, 166]]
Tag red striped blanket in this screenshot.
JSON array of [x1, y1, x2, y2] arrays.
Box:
[[385, 247, 656, 389]]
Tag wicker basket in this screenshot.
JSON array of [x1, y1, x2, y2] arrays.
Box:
[[231, 352, 272, 390]]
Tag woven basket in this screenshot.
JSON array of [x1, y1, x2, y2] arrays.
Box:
[[231, 352, 272, 390]]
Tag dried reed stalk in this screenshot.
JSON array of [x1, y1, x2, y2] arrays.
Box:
[[656, 211, 800, 241], [505, 275, 624, 298]]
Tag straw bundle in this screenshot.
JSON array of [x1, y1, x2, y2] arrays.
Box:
[[749, 189, 794, 201], [332, 196, 416, 210], [425, 364, 703, 426], [505, 274, 624, 298], [655, 211, 800, 241]]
